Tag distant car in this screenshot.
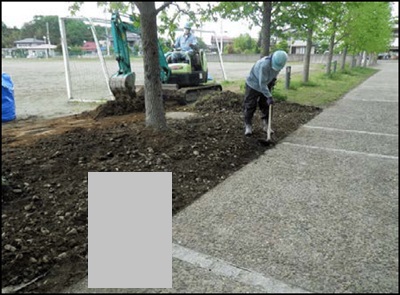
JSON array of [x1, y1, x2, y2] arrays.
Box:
[[378, 53, 390, 60]]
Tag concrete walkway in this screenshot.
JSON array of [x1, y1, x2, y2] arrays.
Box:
[[64, 60, 398, 293]]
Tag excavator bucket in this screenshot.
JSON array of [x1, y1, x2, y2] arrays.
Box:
[[109, 72, 136, 101]]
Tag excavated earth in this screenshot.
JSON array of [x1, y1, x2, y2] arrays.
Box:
[[1, 90, 322, 293]]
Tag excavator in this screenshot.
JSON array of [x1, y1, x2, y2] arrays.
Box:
[[109, 12, 222, 105]]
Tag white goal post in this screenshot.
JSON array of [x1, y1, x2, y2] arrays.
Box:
[[58, 16, 114, 102], [58, 16, 228, 103]]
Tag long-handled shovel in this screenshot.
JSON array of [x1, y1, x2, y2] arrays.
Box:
[[258, 104, 274, 146]]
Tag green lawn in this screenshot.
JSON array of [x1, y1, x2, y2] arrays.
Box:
[[220, 65, 378, 108]]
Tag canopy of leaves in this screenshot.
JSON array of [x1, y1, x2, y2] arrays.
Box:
[[233, 33, 258, 54], [343, 2, 394, 53], [2, 22, 21, 48]]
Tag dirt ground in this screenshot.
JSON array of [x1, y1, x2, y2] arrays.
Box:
[[1, 89, 321, 293]]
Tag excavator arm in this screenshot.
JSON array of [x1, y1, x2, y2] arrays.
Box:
[[110, 12, 139, 76], [109, 11, 171, 101]]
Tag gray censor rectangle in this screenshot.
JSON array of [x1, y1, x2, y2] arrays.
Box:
[[88, 172, 172, 288]]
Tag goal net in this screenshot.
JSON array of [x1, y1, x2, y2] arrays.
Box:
[[59, 16, 115, 102]]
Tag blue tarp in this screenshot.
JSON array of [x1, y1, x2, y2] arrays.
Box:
[[2, 72, 16, 122]]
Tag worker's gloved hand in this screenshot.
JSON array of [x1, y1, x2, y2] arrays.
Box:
[[266, 96, 274, 105]]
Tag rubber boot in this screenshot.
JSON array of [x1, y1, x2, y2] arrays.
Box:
[[245, 124, 253, 136]]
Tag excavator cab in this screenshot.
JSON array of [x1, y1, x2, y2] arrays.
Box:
[[163, 44, 211, 87]]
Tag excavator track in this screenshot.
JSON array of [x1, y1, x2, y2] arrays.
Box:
[[162, 83, 223, 105]]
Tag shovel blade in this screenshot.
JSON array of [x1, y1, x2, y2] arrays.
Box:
[[257, 138, 275, 146]]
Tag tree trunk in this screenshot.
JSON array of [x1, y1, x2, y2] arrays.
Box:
[[371, 53, 377, 65], [362, 51, 368, 67], [351, 54, 356, 69], [260, 2, 272, 57], [303, 27, 313, 83], [357, 52, 362, 66], [135, 2, 167, 130], [326, 22, 336, 75], [341, 45, 348, 71]]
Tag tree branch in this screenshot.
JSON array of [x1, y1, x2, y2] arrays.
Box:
[[156, 2, 173, 14]]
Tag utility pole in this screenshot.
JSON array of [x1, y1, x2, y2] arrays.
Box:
[[105, 26, 110, 56], [46, 22, 51, 57], [43, 36, 48, 58], [220, 20, 223, 54]]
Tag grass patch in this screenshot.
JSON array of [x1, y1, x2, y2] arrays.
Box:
[[211, 65, 377, 108], [277, 66, 378, 107], [217, 79, 245, 93]]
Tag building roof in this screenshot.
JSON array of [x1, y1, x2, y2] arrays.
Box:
[[14, 38, 45, 44], [15, 44, 57, 50], [81, 41, 97, 51], [291, 40, 307, 47]]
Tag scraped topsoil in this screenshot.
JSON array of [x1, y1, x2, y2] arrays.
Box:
[[1, 90, 322, 293]]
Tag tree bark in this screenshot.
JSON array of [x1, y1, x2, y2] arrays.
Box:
[[351, 54, 356, 69], [260, 2, 272, 57], [135, 2, 167, 130], [341, 45, 348, 71], [303, 27, 313, 83], [362, 50, 368, 67], [357, 52, 362, 66], [326, 22, 336, 75]]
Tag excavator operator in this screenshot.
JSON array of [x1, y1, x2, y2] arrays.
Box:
[[171, 22, 198, 64]]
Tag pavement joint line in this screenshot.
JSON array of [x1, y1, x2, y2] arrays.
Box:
[[172, 243, 311, 293], [282, 142, 398, 160], [303, 125, 398, 137], [344, 99, 398, 103]]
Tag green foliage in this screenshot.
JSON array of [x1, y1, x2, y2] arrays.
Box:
[[2, 22, 21, 48], [344, 2, 393, 54], [239, 81, 246, 92], [271, 88, 287, 102], [2, 12, 113, 50], [65, 19, 93, 46], [280, 2, 327, 36], [272, 39, 289, 53], [159, 37, 173, 53], [224, 44, 235, 54], [233, 33, 257, 54], [315, 41, 329, 54], [20, 15, 60, 44], [69, 45, 84, 56], [301, 80, 318, 87]]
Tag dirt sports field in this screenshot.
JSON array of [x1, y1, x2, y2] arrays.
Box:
[[2, 58, 322, 293]]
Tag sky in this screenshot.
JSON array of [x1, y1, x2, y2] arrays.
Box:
[[1, 2, 110, 28], [1, 1, 260, 42], [2, 1, 398, 43]]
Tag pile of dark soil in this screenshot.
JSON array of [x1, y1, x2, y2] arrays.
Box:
[[1, 90, 321, 293]]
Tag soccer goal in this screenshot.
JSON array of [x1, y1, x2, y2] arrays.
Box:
[[59, 16, 115, 102]]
